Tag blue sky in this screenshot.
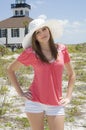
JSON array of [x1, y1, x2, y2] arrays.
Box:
[[0, 0, 86, 44]]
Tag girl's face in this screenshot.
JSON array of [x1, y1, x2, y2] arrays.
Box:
[[35, 26, 50, 43]]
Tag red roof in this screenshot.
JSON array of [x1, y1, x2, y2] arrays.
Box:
[[0, 16, 33, 28]]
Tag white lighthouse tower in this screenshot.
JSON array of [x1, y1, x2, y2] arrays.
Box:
[[11, 0, 31, 17]]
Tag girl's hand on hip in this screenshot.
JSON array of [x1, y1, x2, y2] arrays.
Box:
[[59, 97, 70, 106], [22, 90, 33, 100]]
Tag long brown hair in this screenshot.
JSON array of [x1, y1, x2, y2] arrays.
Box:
[[32, 27, 58, 63]]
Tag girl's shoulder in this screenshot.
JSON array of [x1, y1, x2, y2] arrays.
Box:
[[55, 43, 66, 51], [24, 47, 35, 54]]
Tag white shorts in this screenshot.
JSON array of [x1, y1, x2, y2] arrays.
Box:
[[25, 100, 65, 116]]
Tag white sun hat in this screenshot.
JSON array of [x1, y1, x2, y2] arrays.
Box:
[[22, 15, 63, 49]]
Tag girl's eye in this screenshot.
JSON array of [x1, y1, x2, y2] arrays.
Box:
[[35, 31, 40, 35], [42, 27, 47, 31]]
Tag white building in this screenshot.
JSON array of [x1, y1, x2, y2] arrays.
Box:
[[0, 0, 33, 48]]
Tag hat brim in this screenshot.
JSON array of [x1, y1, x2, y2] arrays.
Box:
[[22, 20, 63, 49]]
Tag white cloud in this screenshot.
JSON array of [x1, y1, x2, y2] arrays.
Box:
[[30, 0, 44, 9], [38, 14, 47, 19], [57, 19, 69, 26], [72, 21, 81, 28], [59, 19, 86, 44]]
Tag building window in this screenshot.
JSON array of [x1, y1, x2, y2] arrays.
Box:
[[20, 10, 23, 15], [15, 10, 19, 16], [0, 29, 7, 38], [11, 28, 19, 37]]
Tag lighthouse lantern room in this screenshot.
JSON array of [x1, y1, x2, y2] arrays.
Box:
[[11, 0, 31, 17]]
